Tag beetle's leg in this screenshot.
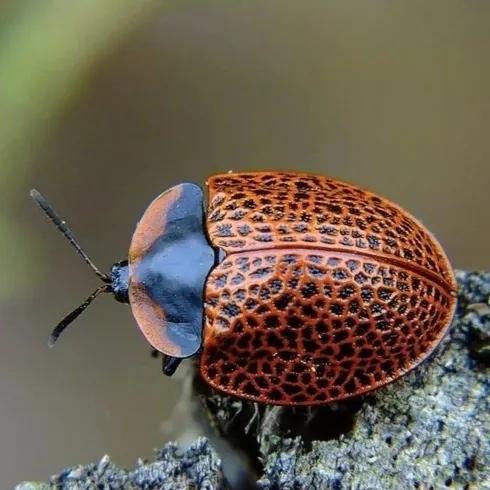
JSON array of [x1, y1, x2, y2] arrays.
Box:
[[162, 355, 182, 376]]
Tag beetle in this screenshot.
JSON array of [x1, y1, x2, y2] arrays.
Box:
[[31, 171, 457, 406]]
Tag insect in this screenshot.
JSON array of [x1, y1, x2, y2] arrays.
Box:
[[31, 172, 457, 406]]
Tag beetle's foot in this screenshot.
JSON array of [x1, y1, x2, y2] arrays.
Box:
[[162, 355, 182, 376]]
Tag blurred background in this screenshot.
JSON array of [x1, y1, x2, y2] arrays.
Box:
[[1, 0, 489, 486]]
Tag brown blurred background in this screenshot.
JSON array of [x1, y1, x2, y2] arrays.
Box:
[[1, 0, 489, 487]]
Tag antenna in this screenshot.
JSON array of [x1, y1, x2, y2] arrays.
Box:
[[30, 189, 113, 345], [30, 189, 110, 283], [48, 284, 111, 347]]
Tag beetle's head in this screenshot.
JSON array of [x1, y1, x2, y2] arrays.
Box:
[[30, 189, 130, 346], [110, 260, 129, 304]]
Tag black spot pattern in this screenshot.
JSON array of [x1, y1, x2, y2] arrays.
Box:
[[202, 250, 454, 405]]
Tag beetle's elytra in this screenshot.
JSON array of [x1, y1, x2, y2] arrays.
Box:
[[32, 171, 457, 406]]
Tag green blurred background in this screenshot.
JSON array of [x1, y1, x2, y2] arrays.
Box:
[[1, 0, 489, 486]]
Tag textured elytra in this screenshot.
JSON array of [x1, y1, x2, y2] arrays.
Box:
[[201, 172, 457, 405], [202, 250, 454, 405], [206, 172, 456, 287]]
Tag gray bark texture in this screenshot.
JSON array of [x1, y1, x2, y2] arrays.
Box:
[[17, 271, 490, 490]]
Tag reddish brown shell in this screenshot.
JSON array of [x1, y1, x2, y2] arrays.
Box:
[[200, 171, 457, 406]]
